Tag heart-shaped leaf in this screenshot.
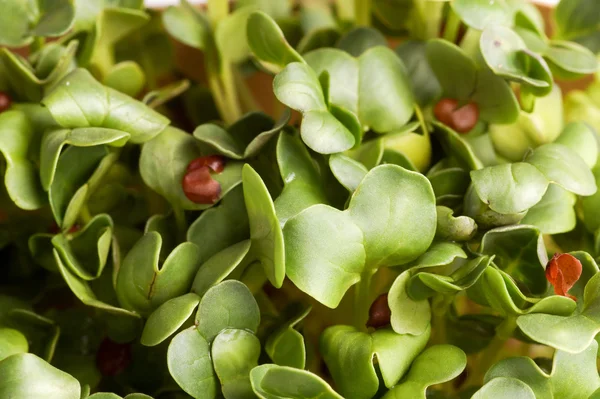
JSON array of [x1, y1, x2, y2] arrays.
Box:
[[42, 68, 168, 144], [0, 110, 46, 210], [525, 143, 596, 196], [273, 62, 355, 154], [194, 111, 289, 160], [140, 126, 243, 211], [116, 232, 201, 315], [242, 164, 285, 288], [195, 280, 260, 342], [381, 345, 467, 399], [250, 364, 342, 399], [0, 353, 80, 399], [320, 325, 430, 399], [470, 163, 549, 214], [212, 329, 261, 399], [247, 11, 304, 73], [141, 293, 200, 347], [167, 327, 218, 399]]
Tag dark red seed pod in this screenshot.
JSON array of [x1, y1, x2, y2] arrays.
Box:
[[366, 293, 391, 329], [546, 253, 582, 300], [182, 165, 222, 204], [433, 98, 457, 127], [450, 102, 479, 133], [0, 91, 11, 113], [96, 338, 132, 376], [187, 155, 225, 174]]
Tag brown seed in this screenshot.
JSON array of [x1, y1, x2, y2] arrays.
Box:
[[450, 102, 479, 133], [366, 293, 391, 329], [0, 91, 12, 113]]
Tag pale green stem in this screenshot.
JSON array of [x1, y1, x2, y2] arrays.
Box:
[[173, 206, 187, 243], [336, 0, 355, 21], [355, 0, 372, 26], [207, 0, 229, 26], [466, 317, 517, 386], [208, 71, 234, 124], [414, 104, 429, 137], [354, 272, 374, 331], [431, 295, 453, 345], [221, 63, 242, 121], [443, 8, 461, 43]]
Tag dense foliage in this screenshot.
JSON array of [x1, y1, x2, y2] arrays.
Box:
[[1, 0, 600, 398]]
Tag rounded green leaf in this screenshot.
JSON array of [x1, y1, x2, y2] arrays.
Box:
[[195, 280, 260, 342], [247, 11, 304, 73], [216, 6, 255, 63], [212, 329, 261, 399], [389, 271, 431, 335], [162, 3, 207, 50], [349, 164, 436, 268], [554, 122, 599, 168], [0, 353, 80, 399], [435, 206, 477, 241], [520, 184, 576, 234], [103, 61, 146, 97], [42, 69, 168, 144], [426, 39, 477, 101], [242, 164, 285, 288], [141, 293, 200, 347], [265, 328, 306, 370], [337, 27, 387, 57], [167, 327, 218, 399], [472, 377, 536, 399], [525, 143, 596, 196], [395, 40, 441, 107], [283, 204, 366, 308], [116, 232, 201, 315], [0, 328, 29, 361], [545, 40, 598, 79], [250, 364, 343, 399], [329, 153, 368, 192], [470, 163, 549, 214], [358, 47, 415, 133]]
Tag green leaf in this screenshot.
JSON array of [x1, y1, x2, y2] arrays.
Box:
[[195, 280, 260, 342], [116, 232, 201, 315], [274, 130, 328, 226], [247, 11, 304, 73], [329, 153, 368, 192], [544, 40, 598, 79], [42, 68, 168, 144], [480, 225, 548, 295], [52, 214, 113, 280], [337, 27, 387, 57], [143, 80, 190, 109], [451, 0, 512, 30], [273, 62, 355, 154], [140, 126, 243, 210], [191, 240, 252, 296], [167, 327, 218, 399], [435, 206, 477, 241], [520, 184, 576, 234], [3, 309, 60, 363], [212, 329, 261, 399], [470, 163, 549, 214], [187, 185, 250, 264], [103, 61, 146, 97], [426, 39, 477, 101], [162, 2, 207, 50], [141, 293, 200, 347], [433, 122, 483, 170], [381, 345, 467, 399], [284, 204, 365, 308], [0, 0, 75, 47], [471, 68, 520, 124], [471, 377, 536, 399], [349, 164, 436, 268], [320, 326, 430, 399], [480, 25, 552, 96], [484, 340, 600, 398], [389, 271, 431, 335], [250, 364, 343, 399], [395, 40, 441, 106], [193, 111, 289, 160], [517, 273, 600, 353], [525, 143, 596, 196], [358, 47, 415, 133], [0, 353, 80, 399], [216, 6, 256, 63], [554, 122, 599, 168], [242, 164, 285, 288], [0, 110, 46, 210], [40, 128, 128, 191], [0, 328, 29, 361], [54, 249, 140, 318]]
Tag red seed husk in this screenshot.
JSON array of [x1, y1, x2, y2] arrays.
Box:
[[546, 253, 582, 300], [182, 165, 222, 204], [433, 98, 479, 133], [0, 91, 11, 113]]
